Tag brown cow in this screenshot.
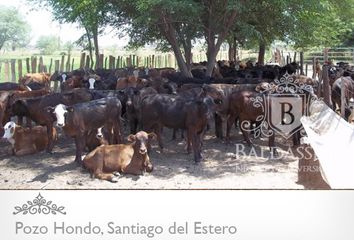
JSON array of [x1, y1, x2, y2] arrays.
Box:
[[0, 92, 11, 136], [141, 90, 216, 162], [10, 88, 94, 152], [19, 73, 51, 86], [83, 131, 155, 182], [148, 68, 176, 79], [116, 76, 149, 90], [6, 88, 51, 127], [1, 121, 57, 156], [226, 90, 277, 156]]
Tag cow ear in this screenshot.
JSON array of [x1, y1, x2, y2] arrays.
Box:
[[67, 106, 74, 112], [148, 133, 157, 140], [46, 106, 54, 113], [127, 134, 136, 142]]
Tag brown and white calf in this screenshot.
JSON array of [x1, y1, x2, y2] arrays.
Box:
[[1, 121, 57, 156], [83, 131, 155, 182]]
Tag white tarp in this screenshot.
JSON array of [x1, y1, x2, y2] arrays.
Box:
[[301, 100, 354, 188]]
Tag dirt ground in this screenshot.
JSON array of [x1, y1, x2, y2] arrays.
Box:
[[0, 123, 303, 189]]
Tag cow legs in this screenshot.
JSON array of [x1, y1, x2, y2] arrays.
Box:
[[191, 131, 203, 162], [152, 124, 164, 152], [186, 130, 192, 154], [172, 129, 177, 140], [113, 120, 123, 144], [226, 114, 236, 142], [94, 170, 117, 182], [214, 113, 223, 138], [74, 135, 86, 163], [14, 147, 36, 156]]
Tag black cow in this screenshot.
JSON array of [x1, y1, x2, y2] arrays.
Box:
[[48, 97, 122, 163]]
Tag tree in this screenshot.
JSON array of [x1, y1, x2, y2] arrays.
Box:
[[63, 41, 75, 55], [111, 0, 201, 77], [0, 5, 30, 51], [36, 35, 59, 55], [29, 0, 117, 68], [287, 0, 354, 50], [197, 0, 240, 76]]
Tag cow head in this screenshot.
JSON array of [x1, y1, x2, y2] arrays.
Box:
[[127, 131, 156, 172], [96, 127, 104, 139], [124, 87, 140, 108], [47, 104, 73, 127], [61, 73, 68, 83], [84, 74, 101, 90], [2, 121, 16, 141]]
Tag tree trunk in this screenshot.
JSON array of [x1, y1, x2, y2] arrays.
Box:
[[258, 41, 266, 65], [84, 27, 94, 69], [172, 44, 193, 78], [203, 8, 238, 77], [92, 28, 100, 69], [157, 12, 192, 78], [228, 37, 237, 62], [205, 40, 223, 77], [182, 37, 192, 72]]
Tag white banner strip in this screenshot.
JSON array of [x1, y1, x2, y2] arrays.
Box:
[[1, 190, 354, 240]]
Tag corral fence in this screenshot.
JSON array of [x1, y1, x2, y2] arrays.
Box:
[[1, 48, 353, 84]]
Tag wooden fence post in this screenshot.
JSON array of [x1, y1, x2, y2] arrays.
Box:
[[312, 57, 316, 79], [116, 57, 120, 69], [54, 60, 60, 92], [323, 48, 329, 63], [11, 59, 16, 82], [98, 54, 104, 69], [322, 65, 332, 107], [71, 58, 75, 71], [4, 61, 10, 82], [104, 56, 108, 69], [31, 57, 37, 73], [60, 55, 65, 72], [49, 59, 53, 73], [80, 52, 86, 68], [17, 59, 22, 79], [300, 52, 304, 75], [26, 58, 30, 73], [66, 54, 71, 71], [38, 56, 44, 72], [109, 56, 115, 69]]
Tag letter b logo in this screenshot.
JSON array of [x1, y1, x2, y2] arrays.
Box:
[[280, 102, 295, 125]]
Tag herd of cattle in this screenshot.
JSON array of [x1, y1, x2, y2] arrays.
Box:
[[0, 60, 353, 182]]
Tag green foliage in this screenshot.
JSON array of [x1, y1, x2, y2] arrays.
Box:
[[0, 5, 30, 51], [36, 35, 59, 55], [63, 41, 75, 54]]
